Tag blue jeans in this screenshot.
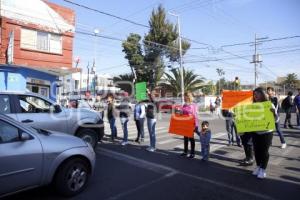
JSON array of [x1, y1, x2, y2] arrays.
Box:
[[109, 117, 117, 139], [200, 132, 211, 160], [147, 118, 156, 148], [296, 106, 300, 126], [231, 122, 241, 145], [135, 118, 145, 140], [275, 122, 285, 144], [121, 117, 129, 142]]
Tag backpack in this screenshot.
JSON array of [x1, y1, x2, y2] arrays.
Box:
[[281, 97, 289, 110]]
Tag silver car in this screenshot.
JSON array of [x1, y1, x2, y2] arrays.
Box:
[[0, 114, 96, 198], [0, 91, 104, 148]]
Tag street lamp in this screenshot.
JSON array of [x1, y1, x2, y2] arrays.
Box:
[[93, 28, 99, 98], [169, 12, 184, 105]]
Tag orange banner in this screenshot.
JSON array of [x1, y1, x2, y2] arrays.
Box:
[[222, 90, 253, 110], [168, 114, 195, 137]]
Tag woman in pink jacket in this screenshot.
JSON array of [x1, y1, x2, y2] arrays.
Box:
[[180, 92, 199, 158]]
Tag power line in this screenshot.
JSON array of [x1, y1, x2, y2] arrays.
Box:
[[221, 36, 300, 48], [63, 0, 149, 28]]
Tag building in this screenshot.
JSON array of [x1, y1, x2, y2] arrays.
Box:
[[0, 0, 78, 101], [59, 72, 121, 103]]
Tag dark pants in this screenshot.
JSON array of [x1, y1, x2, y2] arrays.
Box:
[[275, 122, 285, 144], [230, 121, 241, 145], [252, 133, 273, 169], [135, 118, 145, 141], [284, 110, 292, 126], [240, 133, 253, 161], [183, 137, 195, 155]]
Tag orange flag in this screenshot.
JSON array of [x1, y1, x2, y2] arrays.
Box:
[[169, 114, 195, 138], [222, 90, 253, 110]]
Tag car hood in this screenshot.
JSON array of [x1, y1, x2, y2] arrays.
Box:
[[64, 108, 102, 119], [37, 130, 88, 153]]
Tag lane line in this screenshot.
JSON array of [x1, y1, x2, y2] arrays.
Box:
[[97, 147, 276, 200]]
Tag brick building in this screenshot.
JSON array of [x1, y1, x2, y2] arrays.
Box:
[[0, 0, 78, 100]]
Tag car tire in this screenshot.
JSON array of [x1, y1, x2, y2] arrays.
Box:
[[54, 158, 90, 197], [77, 128, 99, 149]]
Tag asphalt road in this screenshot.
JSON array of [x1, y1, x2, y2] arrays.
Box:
[[3, 113, 300, 200]]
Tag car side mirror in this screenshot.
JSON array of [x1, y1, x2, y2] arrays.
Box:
[[21, 132, 31, 141], [54, 105, 62, 113]]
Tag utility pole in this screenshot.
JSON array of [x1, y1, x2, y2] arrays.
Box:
[[250, 34, 266, 88], [169, 12, 184, 105]]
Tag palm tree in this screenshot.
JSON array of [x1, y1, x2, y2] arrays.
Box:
[[113, 73, 135, 94], [162, 68, 205, 96]]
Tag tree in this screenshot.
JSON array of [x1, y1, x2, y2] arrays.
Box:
[[113, 73, 135, 95], [201, 81, 216, 95], [163, 68, 205, 96], [216, 68, 225, 94], [122, 33, 145, 82], [122, 5, 191, 91], [283, 73, 299, 89]]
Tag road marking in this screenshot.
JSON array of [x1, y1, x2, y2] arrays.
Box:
[[158, 137, 179, 145], [97, 147, 276, 200], [270, 140, 299, 165]]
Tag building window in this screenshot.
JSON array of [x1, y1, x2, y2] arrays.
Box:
[[21, 28, 62, 54]]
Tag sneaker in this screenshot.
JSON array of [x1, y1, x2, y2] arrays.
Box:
[[180, 152, 187, 157], [242, 159, 254, 166], [141, 138, 144, 142], [237, 143, 242, 148], [134, 138, 140, 143], [257, 168, 266, 179], [252, 167, 261, 176], [188, 154, 195, 159], [121, 141, 128, 146], [281, 143, 287, 149], [146, 147, 155, 152], [288, 125, 294, 129]]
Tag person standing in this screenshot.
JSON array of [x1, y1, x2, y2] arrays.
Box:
[[199, 121, 211, 161], [267, 87, 287, 148], [282, 91, 294, 129], [145, 89, 157, 152], [222, 109, 241, 146], [180, 92, 199, 159], [107, 94, 117, 141], [294, 88, 300, 127], [215, 96, 221, 116], [134, 101, 146, 143], [252, 87, 275, 179], [117, 98, 130, 146]]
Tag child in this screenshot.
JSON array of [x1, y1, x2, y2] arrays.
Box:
[[199, 121, 211, 161]]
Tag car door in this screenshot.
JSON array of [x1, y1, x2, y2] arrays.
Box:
[[14, 94, 68, 134], [0, 120, 43, 195]]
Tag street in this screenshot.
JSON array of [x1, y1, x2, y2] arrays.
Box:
[[4, 113, 300, 200]]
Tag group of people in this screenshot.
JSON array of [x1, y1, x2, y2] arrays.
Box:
[[104, 87, 299, 179]]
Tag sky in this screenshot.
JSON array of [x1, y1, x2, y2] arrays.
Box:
[[50, 0, 300, 85]]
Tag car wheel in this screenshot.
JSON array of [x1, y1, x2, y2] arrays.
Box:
[[77, 128, 99, 149], [54, 158, 90, 197]]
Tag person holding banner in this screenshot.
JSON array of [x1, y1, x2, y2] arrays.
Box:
[[252, 87, 276, 179], [180, 92, 199, 159]]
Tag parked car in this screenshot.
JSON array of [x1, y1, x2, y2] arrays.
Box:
[[0, 114, 95, 197], [157, 100, 176, 113], [0, 91, 104, 148]]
